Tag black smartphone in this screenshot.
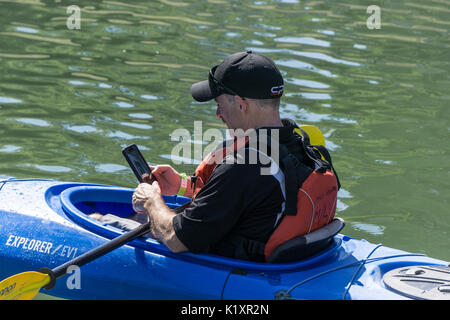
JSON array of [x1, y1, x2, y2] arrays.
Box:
[[122, 144, 152, 182]]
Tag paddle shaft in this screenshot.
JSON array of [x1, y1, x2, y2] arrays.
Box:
[[40, 221, 151, 289]]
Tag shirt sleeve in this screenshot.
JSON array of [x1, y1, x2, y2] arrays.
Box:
[[173, 161, 258, 253]]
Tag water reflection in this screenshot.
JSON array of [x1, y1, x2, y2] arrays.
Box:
[[251, 47, 361, 66], [14, 26, 39, 34], [128, 113, 153, 119], [14, 118, 51, 127], [0, 97, 22, 103], [275, 36, 331, 47], [65, 125, 99, 134], [276, 59, 338, 78], [113, 101, 134, 108], [106, 130, 150, 140], [95, 163, 128, 173], [285, 78, 330, 89], [33, 165, 72, 173], [119, 122, 153, 130], [0, 145, 21, 153]]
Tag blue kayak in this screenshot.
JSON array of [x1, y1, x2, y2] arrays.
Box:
[[0, 178, 449, 300]]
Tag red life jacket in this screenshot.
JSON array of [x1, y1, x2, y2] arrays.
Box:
[[191, 135, 250, 199], [190, 126, 340, 261]]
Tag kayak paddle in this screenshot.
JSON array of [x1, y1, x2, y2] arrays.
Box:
[[0, 221, 151, 300]]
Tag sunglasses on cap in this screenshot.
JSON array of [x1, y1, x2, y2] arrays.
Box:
[[208, 65, 244, 99]]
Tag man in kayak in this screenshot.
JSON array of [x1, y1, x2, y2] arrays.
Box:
[[130, 51, 297, 261], [132, 49, 326, 263], [95, 51, 338, 261]]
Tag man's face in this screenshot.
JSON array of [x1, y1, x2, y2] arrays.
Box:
[[214, 94, 245, 132]]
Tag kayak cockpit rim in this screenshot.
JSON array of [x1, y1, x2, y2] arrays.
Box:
[[47, 183, 345, 273]]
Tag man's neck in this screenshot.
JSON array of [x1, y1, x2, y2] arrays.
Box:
[[245, 108, 282, 130], [254, 117, 283, 129]]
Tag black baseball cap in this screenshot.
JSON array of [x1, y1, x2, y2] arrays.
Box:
[[190, 50, 284, 102]]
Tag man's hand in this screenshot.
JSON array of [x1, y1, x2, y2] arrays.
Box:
[[147, 165, 181, 196], [132, 180, 161, 214], [132, 178, 189, 253]]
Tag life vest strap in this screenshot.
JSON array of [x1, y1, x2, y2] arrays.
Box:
[[311, 144, 341, 190], [280, 144, 299, 216]]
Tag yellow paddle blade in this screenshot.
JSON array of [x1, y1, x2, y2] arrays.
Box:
[[0, 271, 50, 300], [297, 125, 326, 147]]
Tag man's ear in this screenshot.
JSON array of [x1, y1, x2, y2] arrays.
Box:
[[236, 96, 248, 112]]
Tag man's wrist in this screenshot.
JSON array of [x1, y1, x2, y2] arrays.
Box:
[[177, 173, 188, 196]]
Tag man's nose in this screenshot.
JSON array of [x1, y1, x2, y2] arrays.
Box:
[[216, 106, 221, 118]]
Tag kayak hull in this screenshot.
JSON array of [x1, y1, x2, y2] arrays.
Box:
[[0, 179, 448, 300]]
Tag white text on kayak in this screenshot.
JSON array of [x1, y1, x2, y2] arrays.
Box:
[[5, 234, 78, 258]]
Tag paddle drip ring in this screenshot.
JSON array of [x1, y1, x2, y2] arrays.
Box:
[[38, 268, 56, 290]]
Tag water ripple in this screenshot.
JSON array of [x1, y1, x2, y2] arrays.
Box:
[[0, 145, 21, 153], [113, 101, 135, 108], [248, 47, 361, 66], [276, 59, 338, 78], [0, 32, 79, 46], [280, 103, 357, 124], [95, 163, 129, 174], [65, 125, 99, 134], [285, 78, 330, 89], [128, 113, 153, 119], [107, 130, 150, 140], [33, 165, 72, 173], [14, 118, 51, 127], [0, 97, 22, 103], [119, 122, 153, 130], [275, 36, 331, 47], [14, 26, 39, 34]]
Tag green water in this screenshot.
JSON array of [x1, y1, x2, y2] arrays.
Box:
[[0, 0, 449, 294]]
